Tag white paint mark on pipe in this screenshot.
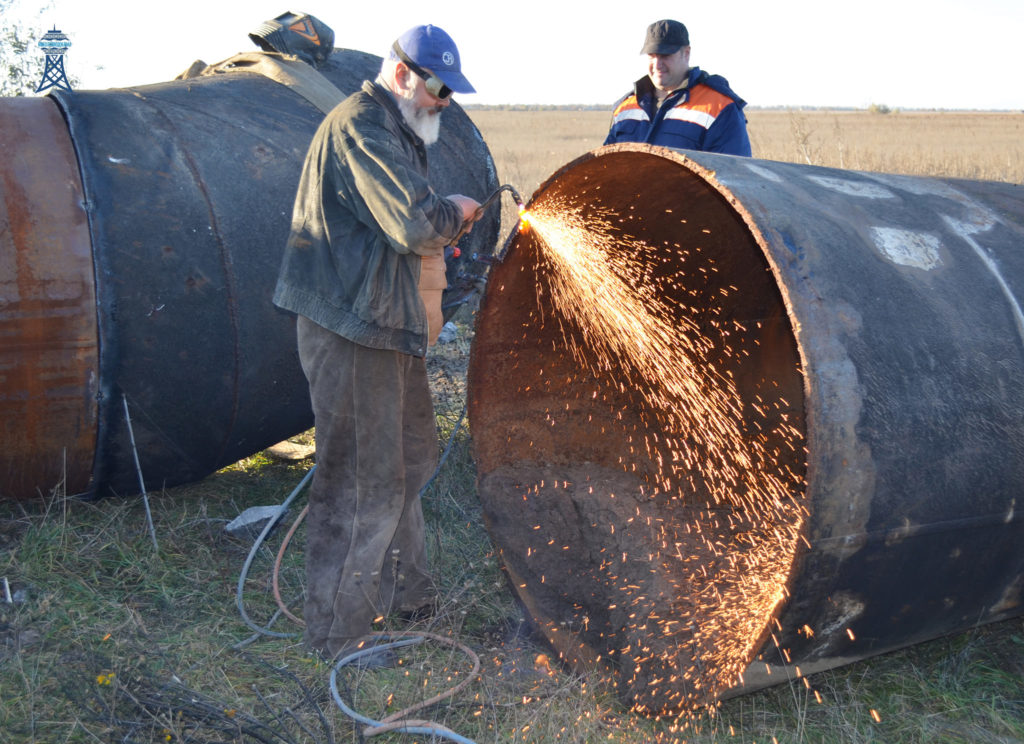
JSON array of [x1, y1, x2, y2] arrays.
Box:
[[808, 176, 895, 199], [743, 163, 783, 183], [869, 227, 942, 270]]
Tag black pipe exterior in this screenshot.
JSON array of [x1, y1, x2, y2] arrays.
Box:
[[0, 48, 499, 500], [468, 143, 1024, 709]]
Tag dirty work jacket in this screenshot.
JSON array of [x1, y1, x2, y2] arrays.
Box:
[[604, 67, 752, 157], [273, 79, 464, 358]]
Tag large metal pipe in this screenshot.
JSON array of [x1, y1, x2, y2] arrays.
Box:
[[468, 143, 1024, 712], [0, 49, 499, 501]]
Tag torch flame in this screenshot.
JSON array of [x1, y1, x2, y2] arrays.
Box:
[[517, 204, 531, 233]]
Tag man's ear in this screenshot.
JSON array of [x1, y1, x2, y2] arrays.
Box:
[[394, 61, 413, 91]]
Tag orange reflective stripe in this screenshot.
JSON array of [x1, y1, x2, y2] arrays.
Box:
[[683, 85, 734, 119], [660, 85, 735, 130], [612, 96, 643, 117], [611, 96, 648, 126]]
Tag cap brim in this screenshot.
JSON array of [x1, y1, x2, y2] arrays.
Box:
[[436, 69, 475, 95], [641, 41, 683, 55]]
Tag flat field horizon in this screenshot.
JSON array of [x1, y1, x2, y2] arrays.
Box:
[[467, 108, 1024, 202]]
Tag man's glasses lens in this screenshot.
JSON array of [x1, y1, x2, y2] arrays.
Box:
[[427, 77, 452, 100]]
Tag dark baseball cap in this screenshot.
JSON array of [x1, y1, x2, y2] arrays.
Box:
[[640, 19, 689, 55], [390, 24, 475, 94]]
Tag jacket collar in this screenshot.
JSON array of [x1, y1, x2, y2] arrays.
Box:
[[634, 66, 703, 107]]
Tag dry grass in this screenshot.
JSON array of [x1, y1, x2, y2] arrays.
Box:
[[467, 109, 608, 197], [750, 109, 1024, 182]]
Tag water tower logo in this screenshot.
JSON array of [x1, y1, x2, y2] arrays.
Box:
[[35, 26, 73, 93]]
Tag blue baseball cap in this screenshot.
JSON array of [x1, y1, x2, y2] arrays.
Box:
[[390, 24, 475, 94]]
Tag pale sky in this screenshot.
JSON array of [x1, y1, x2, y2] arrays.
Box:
[[9, 0, 1024, 110]]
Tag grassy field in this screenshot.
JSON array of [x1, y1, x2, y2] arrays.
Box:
[[747, 110, 1024, 182], [2, 108, 1023, 743]]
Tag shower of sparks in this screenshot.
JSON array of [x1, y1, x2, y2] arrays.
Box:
[[507, 198, 810, 714]]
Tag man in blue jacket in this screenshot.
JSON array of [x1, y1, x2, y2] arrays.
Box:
[[605, 19, 752, 156]]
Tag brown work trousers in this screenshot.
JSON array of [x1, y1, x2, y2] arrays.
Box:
[[297, 315, 436, 658]]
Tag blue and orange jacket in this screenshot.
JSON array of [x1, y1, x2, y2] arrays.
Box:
[[604, 67, 752, 156]]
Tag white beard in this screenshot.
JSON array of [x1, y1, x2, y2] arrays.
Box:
[[397, 93, 442, 145]]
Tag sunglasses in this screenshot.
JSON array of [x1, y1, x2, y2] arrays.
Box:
[[391, 41, 453, 100]]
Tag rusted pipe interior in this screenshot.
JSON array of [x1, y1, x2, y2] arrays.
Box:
[[469, 149, 807, 711]]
